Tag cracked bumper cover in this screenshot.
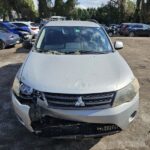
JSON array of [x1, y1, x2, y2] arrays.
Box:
[[12, 92, 139, 135]]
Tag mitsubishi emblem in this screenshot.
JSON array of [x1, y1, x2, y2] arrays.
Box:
[[75, 96, 85, 107]]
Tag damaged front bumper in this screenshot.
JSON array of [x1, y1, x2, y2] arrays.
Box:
[[12, 92, 139, 138]]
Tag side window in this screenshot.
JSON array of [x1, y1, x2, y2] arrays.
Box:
[[15, 23, 28, 27], [0, 24, 7, 30], [134, 25, 143, 29], [139, 25, 143, 28], [143, 25, 150, 30], [0, 24, 4, 28]]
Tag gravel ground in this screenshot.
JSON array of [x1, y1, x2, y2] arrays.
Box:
[[0, 37, 150, 150]]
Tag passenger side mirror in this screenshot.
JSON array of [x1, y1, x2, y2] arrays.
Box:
[[114, 41, 124, 50]]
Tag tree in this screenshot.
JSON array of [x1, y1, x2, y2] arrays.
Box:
[[54, 0, 64, 16], [39, 0, 51, 18], [65, 0, 77, 18], [0, 0, 37, 20], [134, 0, 150, 23]]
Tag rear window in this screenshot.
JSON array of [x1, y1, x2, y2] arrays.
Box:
[[132, 25, 143, 28], [4, 23, 17, 29], [30, 23, 39, 27], [14, 23, 28, 27]]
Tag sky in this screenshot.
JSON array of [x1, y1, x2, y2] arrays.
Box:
[[78, 0, 109, 8], [33, 0, 109, 10]]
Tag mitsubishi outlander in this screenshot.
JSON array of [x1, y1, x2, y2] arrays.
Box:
[[12, 21, 139, 138]]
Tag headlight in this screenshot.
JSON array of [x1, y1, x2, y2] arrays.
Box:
[[12, 77, 33, 96], [12, 77, 20, 96], [20, 83, 33, 96], [113, 78, 139, 107]]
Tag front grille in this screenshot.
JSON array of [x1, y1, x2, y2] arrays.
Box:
[[32, 116, 121, 138], [44, 92, 116, 108]]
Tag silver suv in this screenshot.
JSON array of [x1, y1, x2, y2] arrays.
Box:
[[12, 21, 139, 138]]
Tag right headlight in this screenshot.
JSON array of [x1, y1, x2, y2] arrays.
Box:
[[113, 78, 140, 107]]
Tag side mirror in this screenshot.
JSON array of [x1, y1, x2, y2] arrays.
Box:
[[114, 41, 124, 50]]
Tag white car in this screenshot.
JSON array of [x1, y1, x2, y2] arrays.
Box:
[[12, 21, 39, 38], [12, 21, 139, 138]]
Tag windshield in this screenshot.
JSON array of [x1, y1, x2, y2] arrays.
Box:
[[35, 26, 113, 54], [0, 27, 9, 33], [4, 23, 17, 29]]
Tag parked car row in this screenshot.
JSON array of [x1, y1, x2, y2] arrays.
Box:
[[119, 23, 150, 37], [0, 21, 40, 50], [12, 21, 39, 38], [102, 23, 150, 37]]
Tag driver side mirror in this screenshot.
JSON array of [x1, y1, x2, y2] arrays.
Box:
[[114, 41, 124, 50]]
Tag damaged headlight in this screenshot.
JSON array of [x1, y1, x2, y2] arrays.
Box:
[[20, 83, 33, 96], [113, 78, 140, 107], [12, 77, 33, 96]]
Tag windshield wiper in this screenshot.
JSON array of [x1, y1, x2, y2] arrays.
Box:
[[63, 50, 108, 55], [35, 48, 65, 55], [35, 48, 108, 55]]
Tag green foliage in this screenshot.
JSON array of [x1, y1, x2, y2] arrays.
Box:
[[0, 0, 37, 20], [54, 0, 64, 16], [0, 0, 149, 23], [39, 0, 51, 18]]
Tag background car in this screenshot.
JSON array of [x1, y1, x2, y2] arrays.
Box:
[[12, 21, 39, 38], [109, 24, 121, 35], [11, 22, 31, 34], [120, 23, 150, 37], [0, 21, 31, 41], [39, 19, 49, 29], [119, 23, 131, 35], [102, 24, 116, 37], [127, 23, 150, 37], [0, 27, 20, 49]]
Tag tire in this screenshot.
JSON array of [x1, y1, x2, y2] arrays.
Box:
[[129, 32, 135, 37], [0, 40, 6, 50]]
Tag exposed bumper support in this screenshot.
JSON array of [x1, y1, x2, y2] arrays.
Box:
[[12, 92, 139, 138]]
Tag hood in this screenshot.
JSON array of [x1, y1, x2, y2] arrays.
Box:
[[21, 51, 134, 94]]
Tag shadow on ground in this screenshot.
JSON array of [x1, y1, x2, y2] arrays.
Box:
[[0, 64, 100, 150], [15, 46, 30, 54]]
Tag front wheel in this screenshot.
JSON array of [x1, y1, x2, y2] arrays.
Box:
[[0, 40, 5, 50]]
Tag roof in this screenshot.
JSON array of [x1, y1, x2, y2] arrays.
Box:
[[11, 21, 33, 25], [46, 21, 100, 27], [51, 16, 66, 19]]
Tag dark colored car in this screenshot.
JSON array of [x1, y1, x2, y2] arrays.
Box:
[[119, 23, 131, 35], [109, 24, 121, 35], [0, 27, 20, 49], [120, 23, 150, 37], [102, 25, 116, 37], [0, 22, 31, 40]]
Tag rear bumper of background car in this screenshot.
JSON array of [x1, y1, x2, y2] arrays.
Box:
[[12, 92, 139, 138]]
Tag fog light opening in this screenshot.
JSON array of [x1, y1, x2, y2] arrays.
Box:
[[129, 111, 137, 123]]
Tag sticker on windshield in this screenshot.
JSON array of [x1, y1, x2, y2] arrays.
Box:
[[75, 29, 80, 33]]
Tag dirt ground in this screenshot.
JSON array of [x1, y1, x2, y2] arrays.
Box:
[[0, 37, 150, 150]]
